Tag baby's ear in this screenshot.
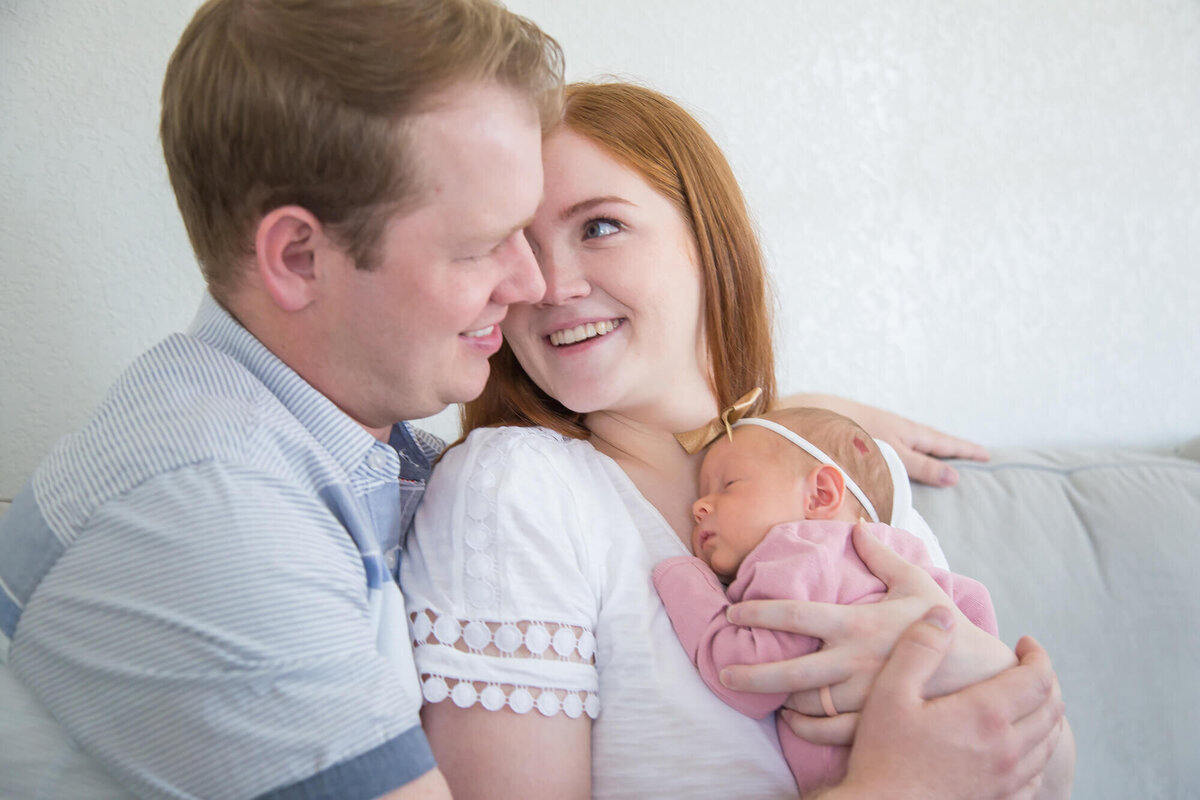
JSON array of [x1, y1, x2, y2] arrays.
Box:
[[804, 464, 846, 520]]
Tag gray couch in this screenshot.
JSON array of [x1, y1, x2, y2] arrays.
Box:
[[3, 443, 1197, 797], [912, 442, 1200, 800]]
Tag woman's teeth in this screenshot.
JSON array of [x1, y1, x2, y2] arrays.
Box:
[[549, 319, 620, 347], [463, 325, 495, 338]]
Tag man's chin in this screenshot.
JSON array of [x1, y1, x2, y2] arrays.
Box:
[[452, 362, 493, 402]]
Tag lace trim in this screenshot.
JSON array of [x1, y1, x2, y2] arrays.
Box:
[[409, 610, 596, 662], [411, 608, 599, 719], [420, 675, 600, 718]]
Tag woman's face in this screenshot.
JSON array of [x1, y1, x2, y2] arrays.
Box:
[[505, 127, 711, 422]]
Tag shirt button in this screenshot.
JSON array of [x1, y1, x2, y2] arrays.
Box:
[[367, 450, 390, 471], [385, 550, 399, 570]]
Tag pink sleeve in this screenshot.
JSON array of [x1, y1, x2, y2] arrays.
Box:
[[652, 554, 822, 720]]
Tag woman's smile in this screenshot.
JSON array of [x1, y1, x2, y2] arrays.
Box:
[[547, 318, 624, 347]]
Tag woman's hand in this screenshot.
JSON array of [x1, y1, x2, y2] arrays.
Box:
[[721, 525, 1017, 745], [815, 607, 1068, 800], [780, 393, 989, 486]]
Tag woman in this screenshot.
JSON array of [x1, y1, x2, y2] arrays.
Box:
[[402, 82, 1070, 798]]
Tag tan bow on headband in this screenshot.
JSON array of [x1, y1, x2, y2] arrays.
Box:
[[673, 387, 765, 454]]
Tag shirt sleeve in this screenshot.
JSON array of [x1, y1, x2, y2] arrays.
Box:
[[402, 427, 600, 720], [652, 555, 810, 719], [9, 462, 434, 800]]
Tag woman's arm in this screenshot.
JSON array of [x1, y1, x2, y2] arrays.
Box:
[[421, 703, 591, 800], [401, 429, 601, 799], [722, 528, 1074, 796], [779, 393, 989, 487], [721, 525, 1017, 725]]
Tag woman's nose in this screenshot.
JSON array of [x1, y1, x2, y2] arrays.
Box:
[[537, 246, 590, 306]]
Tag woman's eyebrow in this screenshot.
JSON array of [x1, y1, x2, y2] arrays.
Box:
[[558, 195, 635, 222]]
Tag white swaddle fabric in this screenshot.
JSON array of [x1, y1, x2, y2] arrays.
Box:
[[876, 438, 948, 569]]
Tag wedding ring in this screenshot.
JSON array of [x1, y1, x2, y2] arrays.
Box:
[[819, 685, 838, 717]]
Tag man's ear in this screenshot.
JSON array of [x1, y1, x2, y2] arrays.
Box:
[[804, 464, 846, 520], [253, 206, 329, 312]]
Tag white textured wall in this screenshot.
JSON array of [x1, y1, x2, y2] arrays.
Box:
[[3, 1, 1198, 501]]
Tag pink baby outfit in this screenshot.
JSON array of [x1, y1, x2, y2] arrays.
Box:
[[652, 520, 998, 795]]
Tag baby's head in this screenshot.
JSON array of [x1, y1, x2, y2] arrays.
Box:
[[691, 407, 894, 580]]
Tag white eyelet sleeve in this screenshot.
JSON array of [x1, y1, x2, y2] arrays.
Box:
[[401, 427, 601, 719]]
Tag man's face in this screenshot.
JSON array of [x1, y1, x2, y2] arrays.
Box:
[[316, 82, 545, 434]]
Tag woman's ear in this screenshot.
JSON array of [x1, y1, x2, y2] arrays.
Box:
[[804, 464, 846, 520], [253, 205, 329, 312]]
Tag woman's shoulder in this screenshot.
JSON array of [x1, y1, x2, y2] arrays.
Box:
[[461, 424, 576, 450], [407, 426, 609, 622], [437, 425, 597, 480]]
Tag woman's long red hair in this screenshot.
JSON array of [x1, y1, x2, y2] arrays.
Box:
[[461, 81, 776, 441]]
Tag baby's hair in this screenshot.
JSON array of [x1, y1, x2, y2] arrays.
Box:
[[759, 407, 894, 524]]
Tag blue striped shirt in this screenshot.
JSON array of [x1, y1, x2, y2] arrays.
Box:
[[0, 294, 441, 799]]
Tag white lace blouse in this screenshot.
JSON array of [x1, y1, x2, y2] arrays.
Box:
[[401, 425, 945, 798], [400, 424, 796, 796]]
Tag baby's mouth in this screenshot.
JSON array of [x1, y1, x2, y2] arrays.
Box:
[[548, 318, 622, 347]]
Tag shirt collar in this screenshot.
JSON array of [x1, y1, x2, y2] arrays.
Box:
[[187, 292, 386, 477]]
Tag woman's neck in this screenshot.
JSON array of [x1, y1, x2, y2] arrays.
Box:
[[586, 403, 716, 547]]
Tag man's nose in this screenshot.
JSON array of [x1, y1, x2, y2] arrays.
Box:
[[494, 230, 545, 305]]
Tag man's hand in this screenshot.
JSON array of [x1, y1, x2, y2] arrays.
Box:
[[825, 608, 1066, 800]]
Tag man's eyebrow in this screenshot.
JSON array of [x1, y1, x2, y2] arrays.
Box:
[[509, 214, 536, 238], [558, 195, 634, 223]]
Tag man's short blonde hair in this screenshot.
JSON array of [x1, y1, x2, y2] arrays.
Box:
[[161, 0, 563, 299]]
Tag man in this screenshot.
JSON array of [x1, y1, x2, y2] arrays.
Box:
[[0, 0, 560, 796]]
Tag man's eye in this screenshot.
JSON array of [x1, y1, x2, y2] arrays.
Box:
[[583, 218, 621, 239], [457, 240, 502, 263]]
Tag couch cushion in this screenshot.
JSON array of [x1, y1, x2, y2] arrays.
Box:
[[913, 448, 1200, 800]]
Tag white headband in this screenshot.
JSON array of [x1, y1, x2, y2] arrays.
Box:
[[731, 417, 880, 523]]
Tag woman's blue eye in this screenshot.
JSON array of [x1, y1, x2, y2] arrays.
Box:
[[583, 218, 620, 239]]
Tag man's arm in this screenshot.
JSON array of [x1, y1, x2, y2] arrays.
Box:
[[813, 608, 1069, 800], [9, 464, 436, 799], [377, 767, 453, 800]]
